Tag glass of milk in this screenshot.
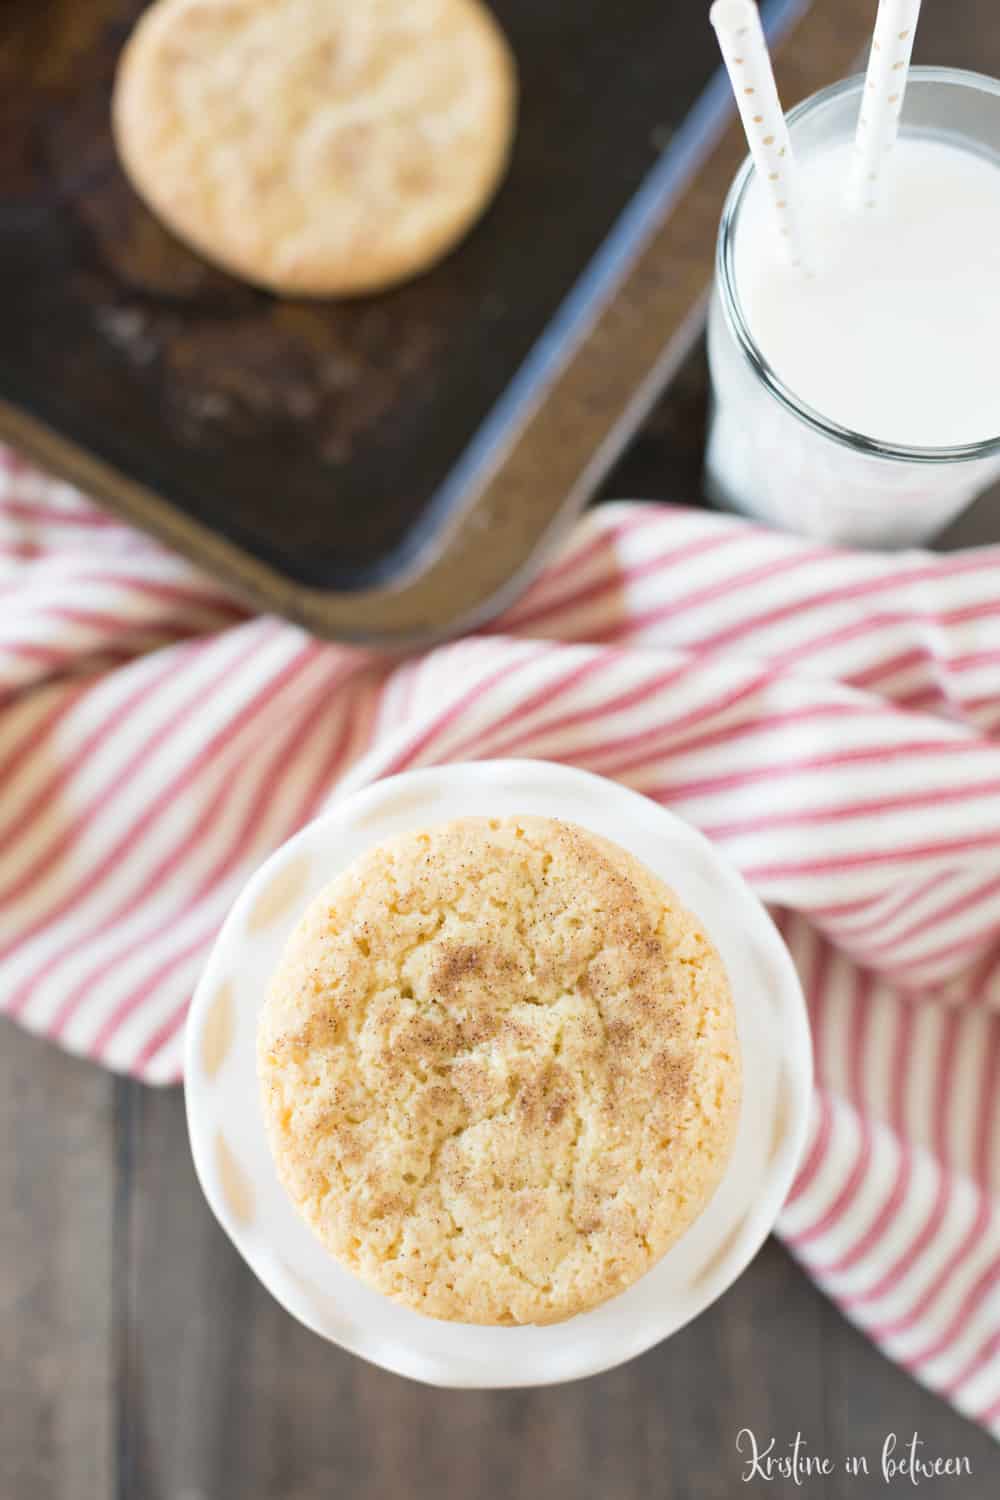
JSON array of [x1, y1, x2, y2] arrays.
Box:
[[705, 67, 1000, 547]]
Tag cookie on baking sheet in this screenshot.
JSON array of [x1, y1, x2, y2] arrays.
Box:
[[112, 0, 516, 297], [257, 816, 741, 1325]]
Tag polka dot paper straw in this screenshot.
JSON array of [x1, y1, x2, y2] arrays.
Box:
[[710, 0, 807, 270], [849, 0, 923, 209]]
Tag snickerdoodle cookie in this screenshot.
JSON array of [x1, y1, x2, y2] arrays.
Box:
[[257, 817, 741, 1324], [112, 0, 516, 296]]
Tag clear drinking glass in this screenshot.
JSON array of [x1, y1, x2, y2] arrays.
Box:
[[705, 68, 1000, 548]]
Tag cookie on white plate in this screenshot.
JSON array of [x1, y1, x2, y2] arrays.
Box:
[[257, 816, 741, 1325], [112, 0, 517, 296]]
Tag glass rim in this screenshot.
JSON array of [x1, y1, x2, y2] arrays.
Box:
[[716, 65, 1000, 466]]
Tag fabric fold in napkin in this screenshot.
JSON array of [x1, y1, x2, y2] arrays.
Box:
[[1, 445, 998, 1435]]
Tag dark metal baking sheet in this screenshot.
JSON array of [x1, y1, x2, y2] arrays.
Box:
[[0, 0, 874, 642]]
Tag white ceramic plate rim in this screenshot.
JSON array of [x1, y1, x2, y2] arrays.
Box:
[[185, 760, 813, 1387]]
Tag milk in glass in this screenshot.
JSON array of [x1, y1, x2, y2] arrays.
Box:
[[706, 70, 1000, 547]]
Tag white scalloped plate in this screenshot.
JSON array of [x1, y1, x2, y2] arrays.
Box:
[[185, 760, 812, 1388]]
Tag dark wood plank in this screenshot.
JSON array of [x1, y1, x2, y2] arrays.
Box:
[[0, 1021, 114, 1500], [117, 1081, 997, 1500]]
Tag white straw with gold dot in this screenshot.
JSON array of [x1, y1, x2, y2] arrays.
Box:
[[709, 0, 807, 270], [849, 0, 923, 209]]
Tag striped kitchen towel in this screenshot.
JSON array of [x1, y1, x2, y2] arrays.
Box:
[[1, 444, 998, 1435]]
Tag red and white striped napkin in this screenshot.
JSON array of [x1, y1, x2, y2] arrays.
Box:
[[2, 445, 998, 1433]]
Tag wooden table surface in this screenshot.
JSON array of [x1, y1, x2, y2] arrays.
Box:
[[4, 2, 1000, 1497]]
